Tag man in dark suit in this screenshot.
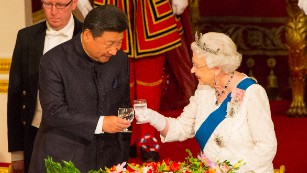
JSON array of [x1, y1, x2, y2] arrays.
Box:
[[29, 5, 132, 173], [7, 0, 82, 172]]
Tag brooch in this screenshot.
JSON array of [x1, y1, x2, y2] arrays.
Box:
[[214, 135, 225, 147], [226, 88, 245, 118]]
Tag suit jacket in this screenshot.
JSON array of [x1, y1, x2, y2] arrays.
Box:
[[29, 33, 132, 173], [7, 16, 82, 168]]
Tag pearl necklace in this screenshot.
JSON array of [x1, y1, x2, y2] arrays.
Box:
[[215, 72, 234, 105]]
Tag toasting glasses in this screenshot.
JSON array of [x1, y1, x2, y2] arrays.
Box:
[[133, 99, 147, 124], [118, 108, 134, 132]]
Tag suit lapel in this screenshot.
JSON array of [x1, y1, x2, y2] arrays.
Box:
[[28, 18, 82, 96], [27, 22, 46, 97]]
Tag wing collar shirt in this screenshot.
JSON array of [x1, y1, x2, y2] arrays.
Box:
[[12, 14, 75, 162], [32, 14, 75, 128]]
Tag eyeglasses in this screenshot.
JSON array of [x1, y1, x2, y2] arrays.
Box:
[[41, 0, 73, 9], [192, 63, 206, 71]]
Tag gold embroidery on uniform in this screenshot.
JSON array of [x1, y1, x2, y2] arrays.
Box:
[[136, 79, 163, 86]]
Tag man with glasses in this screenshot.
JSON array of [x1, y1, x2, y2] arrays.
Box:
[[7, 0, 82, 172], [42, 0, 73, 9]]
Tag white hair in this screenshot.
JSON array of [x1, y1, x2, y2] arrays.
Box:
[[191, 32, 242, 73]]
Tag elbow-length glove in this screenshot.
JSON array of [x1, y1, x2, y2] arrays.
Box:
[[298, 0, 307, 15], [135, 108, 166, 131], [172, 0, 188, 15], [77, 0, 93, 18]]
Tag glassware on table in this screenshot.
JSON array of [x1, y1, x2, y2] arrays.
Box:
[[133, 99, 147, 124], [118, 108, 134, 132]]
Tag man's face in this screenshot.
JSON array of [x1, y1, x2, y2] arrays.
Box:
[[82, 30, 124, 63], [42, 0, 77, 30]]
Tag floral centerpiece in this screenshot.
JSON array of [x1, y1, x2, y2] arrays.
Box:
[[45, 149, 245, 173]]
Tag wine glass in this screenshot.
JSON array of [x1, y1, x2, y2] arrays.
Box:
[[133, 99, 147, 124], [118, 108, 134, 132]]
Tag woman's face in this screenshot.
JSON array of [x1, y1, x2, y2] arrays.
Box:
[[191, 52, 215, 86]]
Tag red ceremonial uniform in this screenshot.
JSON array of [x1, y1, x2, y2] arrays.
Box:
[[94, 0, 183, 58]]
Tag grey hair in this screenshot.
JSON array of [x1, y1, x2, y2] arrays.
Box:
[[191, 32, 242, 73]]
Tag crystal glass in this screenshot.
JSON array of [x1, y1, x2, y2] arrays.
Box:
[[118, 108, 134, 132], [133, 99, 147, 124]]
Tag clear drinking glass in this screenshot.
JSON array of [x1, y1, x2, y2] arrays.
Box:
[[133, 99, 147, 124], [118, 108, 134, 132]]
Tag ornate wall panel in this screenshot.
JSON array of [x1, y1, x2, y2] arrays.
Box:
[[0, 59, 11, 93], [187, 0, 293, 100], [196, 16, 288, 56]]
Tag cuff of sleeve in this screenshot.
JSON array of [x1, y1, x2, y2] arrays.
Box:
[[11, 151, 24, 161], [95, 116, 105, 134]]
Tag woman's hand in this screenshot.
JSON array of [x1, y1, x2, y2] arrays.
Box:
[[135, 108, 166, 131]]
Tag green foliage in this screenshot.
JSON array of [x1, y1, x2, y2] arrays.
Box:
[[182, 149, 209, 173], [45, 149, 245, 173], [45, 156, 81, 173], [45, 157, 108, 173], [88, 168, 107, 173]]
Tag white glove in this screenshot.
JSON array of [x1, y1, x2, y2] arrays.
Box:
[[77, 0, 93, 18], [298, 0, 307, 15], [172, 0, 188, 15], [135, 108, 166, 131]]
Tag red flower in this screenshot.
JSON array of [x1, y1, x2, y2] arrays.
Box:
[[163, 159, 171, 165], [144, 162, 157, 168], [169, 161, 181, 172], [109, 165, 117, 172], [144, 162, 158, 172]]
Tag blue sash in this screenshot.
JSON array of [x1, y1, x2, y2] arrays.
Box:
[[195, 78, 256, 149]]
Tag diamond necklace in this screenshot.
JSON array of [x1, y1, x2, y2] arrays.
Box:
[[215, 72, 234, 105]]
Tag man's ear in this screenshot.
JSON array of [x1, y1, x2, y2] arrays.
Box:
[[83, 29, 92, 42]]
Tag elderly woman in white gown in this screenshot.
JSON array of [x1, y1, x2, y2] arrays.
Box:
[[135, 32, 277, 173]]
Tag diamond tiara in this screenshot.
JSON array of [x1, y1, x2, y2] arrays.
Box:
[[195, 32, 230, 56]]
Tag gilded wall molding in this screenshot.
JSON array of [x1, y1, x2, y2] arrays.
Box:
[[0, 80, 9, 93], [32, 9, 45, 24], [195, 16, 288, 56], [198, 16, 287, 24], [0, 58, 11, 74], [0, 58, 11, 93], [189, 0, 201, 35]]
